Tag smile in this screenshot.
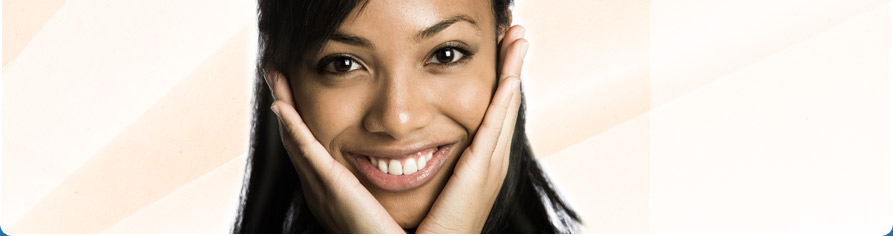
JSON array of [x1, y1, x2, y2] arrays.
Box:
[[345, 144, 454, 192], [368, 147, 434, 175]]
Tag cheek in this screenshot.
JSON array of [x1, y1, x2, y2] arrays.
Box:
[[292, 80, 366, 151], [433, 67, 496, 135]]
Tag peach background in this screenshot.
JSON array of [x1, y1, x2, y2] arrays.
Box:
[[2, 0, 891, 234]]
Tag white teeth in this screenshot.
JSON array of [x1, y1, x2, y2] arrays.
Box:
[[403, 158, 418, 175], [377, 159, 388, 174], [388, 160, 403, 175], [418, 154, 427, 170], [369, 148, 438, 176]]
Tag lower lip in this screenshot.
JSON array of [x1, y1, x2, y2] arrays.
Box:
[[346, 144, 454, 192]]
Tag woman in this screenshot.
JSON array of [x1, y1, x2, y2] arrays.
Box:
[[233, 0, 580, 233]]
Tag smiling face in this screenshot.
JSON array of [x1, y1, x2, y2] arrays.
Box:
[[285, 0, 503, 228]]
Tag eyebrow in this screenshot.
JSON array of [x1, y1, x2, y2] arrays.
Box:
[[415, 14, 480, 42], [327, 14, 481, 49], [329, 33, 375, 49]]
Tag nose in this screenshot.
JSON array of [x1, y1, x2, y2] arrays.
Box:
[[362, 70, 433, 140]]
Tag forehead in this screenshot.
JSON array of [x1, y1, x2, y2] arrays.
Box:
[[338, 0, 494, 40]]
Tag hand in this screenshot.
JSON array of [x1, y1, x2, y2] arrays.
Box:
[[416, 25, 528, 233], [266, 69, 405, 233]]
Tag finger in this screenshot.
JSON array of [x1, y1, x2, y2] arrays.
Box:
[[271, 100, 334, 169], [499, 25, 526, 66], [493, 39, 527, 161], [272, 107, 318, 182], [490, 80, 519, 172], [264, 66, 295, 106], [466, 75, 521, 162], [498, 84, 520, 176], [276, 118, 327, 200], [500, 38, 528, 83]]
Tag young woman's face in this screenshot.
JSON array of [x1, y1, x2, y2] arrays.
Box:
[[287, 0, 502, 228]]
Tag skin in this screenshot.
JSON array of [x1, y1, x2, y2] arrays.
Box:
[[266, 0, 528, 232]]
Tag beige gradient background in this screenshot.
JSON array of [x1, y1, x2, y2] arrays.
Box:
[[2, 0, 890, 234]]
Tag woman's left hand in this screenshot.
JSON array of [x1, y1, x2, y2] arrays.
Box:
[[416, 25, 528, 233]]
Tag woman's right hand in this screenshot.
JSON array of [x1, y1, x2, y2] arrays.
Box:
[[265, 69, 405, 234]]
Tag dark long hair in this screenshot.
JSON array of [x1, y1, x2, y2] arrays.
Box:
[[233, 0, 580, 233]]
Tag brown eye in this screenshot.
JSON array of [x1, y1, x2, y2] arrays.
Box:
[[427, 48, 465, 65], [436, 49, 454, 62], [323, 56, 363, 73]]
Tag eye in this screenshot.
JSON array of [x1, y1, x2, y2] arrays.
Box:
[[320, 56, 364, 74], [426, 47, 466, 65]]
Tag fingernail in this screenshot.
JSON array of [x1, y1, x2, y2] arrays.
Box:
[[518, 27, 526, 39], [271, 105, 281, 117], [520, 42, 529, 59]]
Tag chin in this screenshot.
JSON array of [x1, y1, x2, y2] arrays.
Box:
[[371, 168, 447, 229], [395, 212, 425, 229], [366, 142, 465, 230], [374, 187, 436, 229]]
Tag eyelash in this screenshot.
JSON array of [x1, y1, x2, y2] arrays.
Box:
[[315, 54, 364, 75], [426, 42, 475, 68], [314, 42, 475, 75]]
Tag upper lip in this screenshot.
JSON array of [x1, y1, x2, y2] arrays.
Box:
[[346, 141, 452, 159]]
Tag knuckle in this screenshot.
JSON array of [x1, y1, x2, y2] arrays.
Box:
[[481, 119, 504, 133], [500, 75, 520, 83]]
